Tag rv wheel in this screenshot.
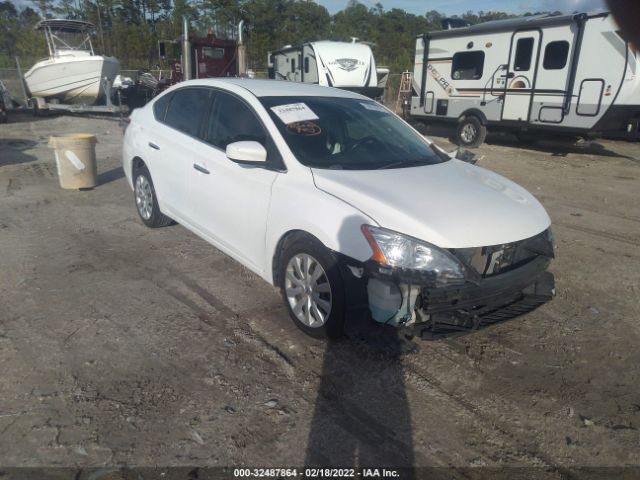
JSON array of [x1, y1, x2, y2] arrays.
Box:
[[456, 116, 486, 148]]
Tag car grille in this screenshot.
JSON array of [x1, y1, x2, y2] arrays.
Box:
[[450, 229, 553, 277], [414, 270, 554, 339]]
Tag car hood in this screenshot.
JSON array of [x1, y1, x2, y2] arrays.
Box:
[[311, 159, 550, 248]]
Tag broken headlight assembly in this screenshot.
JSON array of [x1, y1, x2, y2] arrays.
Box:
[[361, 225, 470, 287]]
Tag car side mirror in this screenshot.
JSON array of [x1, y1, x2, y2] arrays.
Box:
[[226, 141, 267, 164]]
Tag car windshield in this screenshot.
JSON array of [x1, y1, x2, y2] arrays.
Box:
[[260, 96, 448, 170]]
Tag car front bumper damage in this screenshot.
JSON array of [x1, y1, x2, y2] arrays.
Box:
[[338, 245, 555, 340]]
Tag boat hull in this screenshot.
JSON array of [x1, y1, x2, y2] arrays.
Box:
[[24, 55, 120, 105]]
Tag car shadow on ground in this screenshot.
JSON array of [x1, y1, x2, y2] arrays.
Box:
[[305, 215, 417, 473], [412, 122, 635, 159], [0, 138, 38, 167], [98, 166, 125, 185], [305, 321, 417, 472]]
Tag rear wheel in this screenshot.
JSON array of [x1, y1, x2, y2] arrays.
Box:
[[456, 116, 487, 148], [133, 165, 173, 228], [279, 237, 345, 338]]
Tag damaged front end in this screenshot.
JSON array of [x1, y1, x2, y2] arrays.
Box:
[[345, 226, 555, 339]]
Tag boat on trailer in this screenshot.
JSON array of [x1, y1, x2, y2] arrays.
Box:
[[24, 19, 120, 105]]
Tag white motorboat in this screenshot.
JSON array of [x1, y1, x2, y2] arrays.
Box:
[[24, 19, 120, 105]]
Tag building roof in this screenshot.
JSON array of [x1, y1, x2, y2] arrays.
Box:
[[35, 19, 95, 33]]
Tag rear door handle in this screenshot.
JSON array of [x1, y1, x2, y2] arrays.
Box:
[[148, 142, 160, 150], [193, 164, 210, 174]]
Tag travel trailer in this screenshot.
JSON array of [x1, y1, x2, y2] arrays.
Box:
[[409, 12, 640, 146], [268, 40, 389, 98]]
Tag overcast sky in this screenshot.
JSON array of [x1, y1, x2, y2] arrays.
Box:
[[9, 0, 608, 16]]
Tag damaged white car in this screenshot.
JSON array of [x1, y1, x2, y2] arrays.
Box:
[[123, 78, 555, 339]]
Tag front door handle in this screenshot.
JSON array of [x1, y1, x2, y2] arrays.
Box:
[[193, 164, 210, 174], [148, 142, 160, 150]]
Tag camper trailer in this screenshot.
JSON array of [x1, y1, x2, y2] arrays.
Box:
[[268, 40, 389, 98], [409, 12, 640, 146]]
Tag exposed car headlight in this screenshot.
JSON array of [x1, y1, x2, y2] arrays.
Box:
[[361, 225, 467, 285]]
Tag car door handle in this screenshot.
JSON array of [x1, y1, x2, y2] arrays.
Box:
[[148, 142, 160, 150], [193, 164, 210, 174]]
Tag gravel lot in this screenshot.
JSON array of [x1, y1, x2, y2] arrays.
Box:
[[0, 113, 639, 476]]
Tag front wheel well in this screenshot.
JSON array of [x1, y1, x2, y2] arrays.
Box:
[[272, 230, 325, 285], [132, 157, 146, 175]]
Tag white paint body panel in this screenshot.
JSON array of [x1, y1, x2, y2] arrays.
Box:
[[312, 160, 550, 248], [123, 78, 551, 285]]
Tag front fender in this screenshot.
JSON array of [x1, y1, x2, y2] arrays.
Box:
[[265, 170, 377, 285]]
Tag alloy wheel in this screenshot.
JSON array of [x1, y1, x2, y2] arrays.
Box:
[[284, 253, 332, 328], [135, 175, 153, 220]]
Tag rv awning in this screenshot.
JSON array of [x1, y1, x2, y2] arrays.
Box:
[[35, 19, 95, 33]]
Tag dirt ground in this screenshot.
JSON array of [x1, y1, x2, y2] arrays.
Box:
[[0, 112, 639, 477]]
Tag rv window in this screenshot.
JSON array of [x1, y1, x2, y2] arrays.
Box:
[[543, 41, 570, 70], [304, 57, 309, 74], [514, 37, 534, 71], [451, 51, 485, 80], [291, 58, 296, 73]]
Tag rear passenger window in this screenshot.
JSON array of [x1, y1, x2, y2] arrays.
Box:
[[205, 92, 267, 149], [543, 41, 570, 70], [153, 92, 172, 121], [514, 37, 534, 71], [164, 88, 211, 137], [451, 51, 485, 80]]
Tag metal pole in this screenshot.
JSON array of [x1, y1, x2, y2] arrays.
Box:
[[237, 20, 246, 76], [182, 16, 191, 81], [15, 57, 29, 105]]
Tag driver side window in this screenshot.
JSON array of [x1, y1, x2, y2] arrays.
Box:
[[205, 91, 267, 149]]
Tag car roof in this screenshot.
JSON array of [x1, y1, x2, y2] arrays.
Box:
[[170, 78, 367, 99]]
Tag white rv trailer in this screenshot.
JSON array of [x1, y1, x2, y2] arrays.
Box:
[[268, 40, 389, 98], [409, 12, 640, 146]]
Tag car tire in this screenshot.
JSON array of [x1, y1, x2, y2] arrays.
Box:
[[456, 116, 487, 148], [279, 237, 345, 338], [133, 165, 173, 228]]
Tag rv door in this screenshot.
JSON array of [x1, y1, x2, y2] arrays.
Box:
[[303, 45, 319, 84], [502, 31, 541, 122]]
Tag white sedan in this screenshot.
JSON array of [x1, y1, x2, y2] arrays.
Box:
[[123, 78, 555, 339]]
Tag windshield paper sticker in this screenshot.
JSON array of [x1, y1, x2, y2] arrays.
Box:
[[360, 102, 387, 112], [271, 103, 319, 124]]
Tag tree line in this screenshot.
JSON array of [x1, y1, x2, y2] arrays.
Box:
[[0, 0, 560, 73]]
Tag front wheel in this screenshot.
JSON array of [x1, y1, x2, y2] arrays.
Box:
[[456, 116, 487, 148], [133, 165, 173, 228], [279, 238, 345, 338]]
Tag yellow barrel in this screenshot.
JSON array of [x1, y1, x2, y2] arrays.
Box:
[[48, 134, 98, 189]]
